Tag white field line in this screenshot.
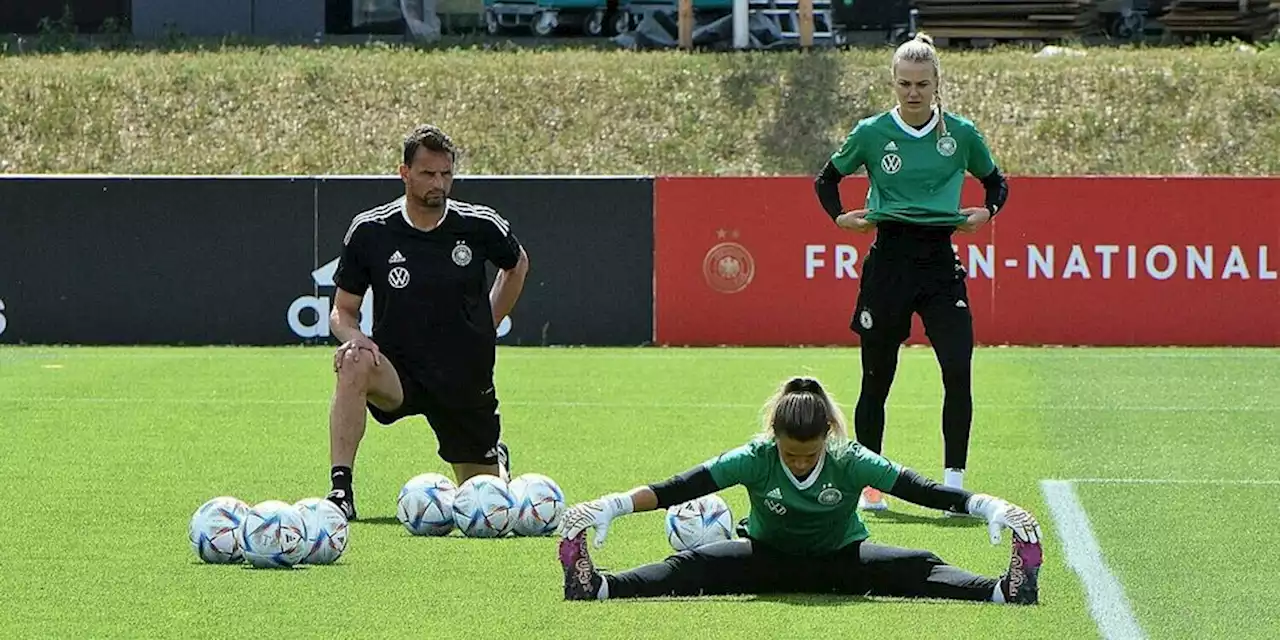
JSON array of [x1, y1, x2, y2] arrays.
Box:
[[1040, 480, 1146, 640], [0, 396, 1277, 412]]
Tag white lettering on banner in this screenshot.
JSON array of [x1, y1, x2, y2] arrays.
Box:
[[1147, 245, 1176, 280], [835, 245, 859, 279], [805, 245, 826, 279], [1096, 245, 1120, 279], [1030, 245, 1054, 279], [1223, 246, 1249, 280], [287, 257, 374, 338], [1262, 247, 1278, 280], [968, 245, 994, 279], [1063, 245, 1091, 279], [801, 244, 1276, 282], [287, 293, 373, 338], [0, 298, 6, 336]]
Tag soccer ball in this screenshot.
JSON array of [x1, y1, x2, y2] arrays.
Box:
[[665, 494, 734, 552], [240, 500, 309, 569], [452, 474, 516, 538], [396, 473, 457, 536], [294, 497, 350, 564], [189, 496, 249, 564], [508, 473, 566, 537]]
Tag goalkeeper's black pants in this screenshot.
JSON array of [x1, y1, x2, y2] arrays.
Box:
[[850, 223, 975, 470], [604, 538, 998, 600]]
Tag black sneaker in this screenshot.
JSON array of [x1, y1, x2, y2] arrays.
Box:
[[497, 441, 512, 479], [559, 532, 603, 601], [326, 488, 357, 521], [1000, 540, 1042, 605]]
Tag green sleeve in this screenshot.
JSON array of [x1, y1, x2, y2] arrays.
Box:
[[850, 447, 902, 492], [966, 125, 997, 178], [704, 443, 760, 489], [829, 121, 867, 176]]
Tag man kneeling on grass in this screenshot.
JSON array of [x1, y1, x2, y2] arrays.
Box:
[[556, 376, 1043, 604]]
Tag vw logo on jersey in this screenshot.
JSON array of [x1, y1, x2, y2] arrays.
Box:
[[388, 266, 410, 289], [451, 242, 472, 267], [880, 153, 902, 174], [936, 135, 957, 157]]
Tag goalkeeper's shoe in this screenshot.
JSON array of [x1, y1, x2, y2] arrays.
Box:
[[559, 532, 604, 601], [326, 488, 357, 521], [858, 487, 889, 511], [1000, 540, 1042, 605]]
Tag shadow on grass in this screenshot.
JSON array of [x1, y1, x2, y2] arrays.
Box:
[[861, 510, 986, 529]]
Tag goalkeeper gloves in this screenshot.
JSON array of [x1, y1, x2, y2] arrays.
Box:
[[966, 493, 1043, 545], [558, 492, 634, 548]]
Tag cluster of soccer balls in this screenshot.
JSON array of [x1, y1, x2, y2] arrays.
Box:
[[188, 496, 349, 569], [396, 472, 567, 538], [190, 476, 738, 567]]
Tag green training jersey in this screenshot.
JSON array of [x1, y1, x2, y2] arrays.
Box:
[[704, 437, 901, 556], [828, 108, 997, 227]]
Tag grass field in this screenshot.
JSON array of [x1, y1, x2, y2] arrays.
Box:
[[2, 346, 1278, 639], [2, 44, 1279, 176]]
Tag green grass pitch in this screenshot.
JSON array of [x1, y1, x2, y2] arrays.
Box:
[[1, 346, 1277, 639]]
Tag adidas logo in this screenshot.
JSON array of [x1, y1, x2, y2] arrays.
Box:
[[884, 141, 898, 151], [388, 250, 406, 264], [766, 488, 783, 500]]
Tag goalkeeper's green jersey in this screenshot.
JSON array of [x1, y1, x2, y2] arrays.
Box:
[[829, 107, 997, 227], [704, 437, 901, 555]]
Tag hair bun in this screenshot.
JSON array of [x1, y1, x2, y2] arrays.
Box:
[[914, 31, 934, 46], [784, 377, 824, 394]]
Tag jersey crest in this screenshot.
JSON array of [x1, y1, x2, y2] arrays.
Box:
[[817, 483, 844, 506], [451, 241, 473, 267], [936, 135, 957, 157]]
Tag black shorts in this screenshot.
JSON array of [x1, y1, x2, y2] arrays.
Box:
[[367, 354, 502, 466], [852, 226, 972, 345]]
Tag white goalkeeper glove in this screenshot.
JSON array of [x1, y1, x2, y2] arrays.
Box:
[[557, 493, 634, 548], [966, 493, 1043, 545]]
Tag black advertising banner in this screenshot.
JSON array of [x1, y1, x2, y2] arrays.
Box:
[[0, 176, 654, 346], [313, 177, 654, 347], [0, 177, 314, 345]]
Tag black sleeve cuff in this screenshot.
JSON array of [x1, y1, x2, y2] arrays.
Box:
[[649, 465, 720, 509], [814, 160, 846, 222], [979, 167, 1008, 217], [886, 468, 972, 514]]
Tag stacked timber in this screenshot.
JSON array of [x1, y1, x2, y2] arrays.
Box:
[[1158, 0, 1279, 39], [913, 0, 1100, 41]]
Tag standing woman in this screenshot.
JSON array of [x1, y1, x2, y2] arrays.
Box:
[[813, 33, 1010, 512]]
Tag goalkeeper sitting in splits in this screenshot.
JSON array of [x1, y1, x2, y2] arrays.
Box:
[[556, 377, 1043, 604]]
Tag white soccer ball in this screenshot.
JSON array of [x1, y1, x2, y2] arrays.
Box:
[[396, 473, 457, 536], [240, 500, 308, 568], [189, 496, 249, 564], [665, 494, 734, 552], [452, 474, 516, 538], [294, 497, 350, 564], [508, 473, 566, 537]]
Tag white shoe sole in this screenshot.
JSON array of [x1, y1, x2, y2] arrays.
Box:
[[858, 498, 889, 511]]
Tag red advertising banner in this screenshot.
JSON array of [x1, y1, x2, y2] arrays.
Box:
[[654, 176, 1280, 346]]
